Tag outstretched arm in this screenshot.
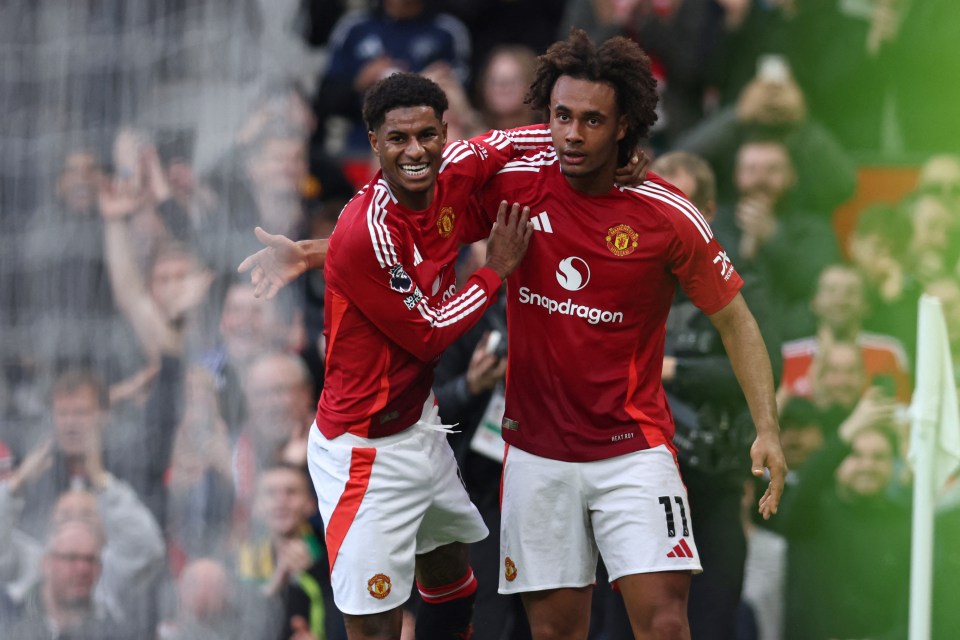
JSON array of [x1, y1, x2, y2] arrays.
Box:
[[237, 226, 328, 299], [709, 293, 787, 520]]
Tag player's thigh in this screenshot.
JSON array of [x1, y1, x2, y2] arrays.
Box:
[[499, 447, 598, 594], [587, 446, 701, 582], [307, 426, 428, 615], [343, 607, 404, 640], [616, 571, 691, 640], [415, 430, 488, 558], [415, 541, 470, 588], [520, 586, 593, 640]]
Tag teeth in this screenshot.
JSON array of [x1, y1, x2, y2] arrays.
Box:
[[401, 164, 429, 177]]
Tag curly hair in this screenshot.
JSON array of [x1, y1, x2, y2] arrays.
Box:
[[526, 29, 658, 165], [362, 72, 449, 132]]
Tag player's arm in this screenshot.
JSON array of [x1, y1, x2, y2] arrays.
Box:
[[708, 293, 787, 520], [349, 202, 531, 362]]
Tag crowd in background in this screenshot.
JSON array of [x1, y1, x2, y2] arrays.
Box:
[[1, 0, 959, 638]]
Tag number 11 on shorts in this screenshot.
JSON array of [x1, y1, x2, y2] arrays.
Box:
[[657, 495, 689, 537]]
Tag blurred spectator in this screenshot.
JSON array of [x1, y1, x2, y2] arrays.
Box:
[[918, 154, 960, 210], [769, 420, 909, 640], [1, 487, 165, 633], [676, 66, 856, 213], [421, 61, 486, 142], [231, 352, 315, 541], [905, 193, 958, 288], [12, 145, 116, 377], [166, 367, 235, 568], [807, 341, 869, 425], [924, 278, 960, 369], [6, 519, 128, 638], [201, 121, 311, 276], [847, 203, 921, 363], [738, 478, 786, 640], [778, 264, 910, 405], [6, 369, 160, 539], [315, 0, 472, 155], [442, 0, 565, 84], [711, 137, 838, 341], [161, 558, 239, 640], [777, 397, 825, 482], [234, 463, 342, 640], [475, 45, 540, 131], [198, 280, 305, 435]]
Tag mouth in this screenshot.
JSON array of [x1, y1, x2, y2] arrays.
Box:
[[562, 151, 586, 166], [400, 163, 431, 178]]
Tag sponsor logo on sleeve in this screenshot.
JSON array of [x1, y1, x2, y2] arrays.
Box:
[[712, 250, 734, 280], [389, 264, 414, 293], [605, 224, 639, 256], [403, 288, 424, 310], [437, 206, 456, 238]]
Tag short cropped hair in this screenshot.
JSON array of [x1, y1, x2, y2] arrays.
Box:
[[362, 72, 449, 133], [526, 29, 658, 166], [52, 368, 109, 409], [651, 151, 716, 212]]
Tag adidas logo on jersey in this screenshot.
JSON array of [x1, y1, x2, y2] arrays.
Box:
[[666, 539, 695, 558], [529, 211, 553, 233]]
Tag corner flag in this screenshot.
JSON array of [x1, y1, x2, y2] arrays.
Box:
[[908, 295, 960, 639]]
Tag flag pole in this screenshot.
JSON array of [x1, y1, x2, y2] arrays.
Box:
[[909, 296, 941, 640]]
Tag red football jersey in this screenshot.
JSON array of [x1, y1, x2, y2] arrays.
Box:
[[317, 131, 524, 439], [467, 145, 743, 462]]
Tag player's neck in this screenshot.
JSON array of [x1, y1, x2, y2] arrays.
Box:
[[561, 161, 617, 196], [391, 184, 435, 212]]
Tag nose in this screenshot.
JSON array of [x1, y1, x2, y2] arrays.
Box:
[[565, 122, 583, 145], [404, 137, 425, 159]]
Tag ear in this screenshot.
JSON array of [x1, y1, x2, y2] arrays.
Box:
[[440, 121, 448, 147], [368, 129, 380, 158], [616, 115, 628, 142]]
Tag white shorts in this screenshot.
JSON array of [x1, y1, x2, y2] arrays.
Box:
[[499, 444, 701, 594], [307, 396, 488, 615]]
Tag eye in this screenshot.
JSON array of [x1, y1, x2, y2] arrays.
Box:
[[556, 113, 570, 122], [588, 117, 601, 126]]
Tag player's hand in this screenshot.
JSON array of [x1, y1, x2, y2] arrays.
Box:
[[485, 202, 533, 280], [237, 227, 310, 299], [614, 149, 650, 186], [751, 430, 787, 520]]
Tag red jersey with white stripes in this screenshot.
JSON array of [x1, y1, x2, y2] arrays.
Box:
[[317, 129, 541, 439], [466, 147, 743, 462]]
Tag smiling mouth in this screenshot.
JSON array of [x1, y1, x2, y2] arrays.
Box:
[[400, 163, 430, 178]]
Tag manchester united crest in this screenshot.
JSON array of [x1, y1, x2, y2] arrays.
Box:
[[504, 557, 518, 582], [605, 224, 639, 257], [367, 573, 392, 599], [437, 207, 456, 238]]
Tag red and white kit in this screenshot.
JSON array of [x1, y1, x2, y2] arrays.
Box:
[[309, 127, 544, 614], [464, 139, 743, 589]]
